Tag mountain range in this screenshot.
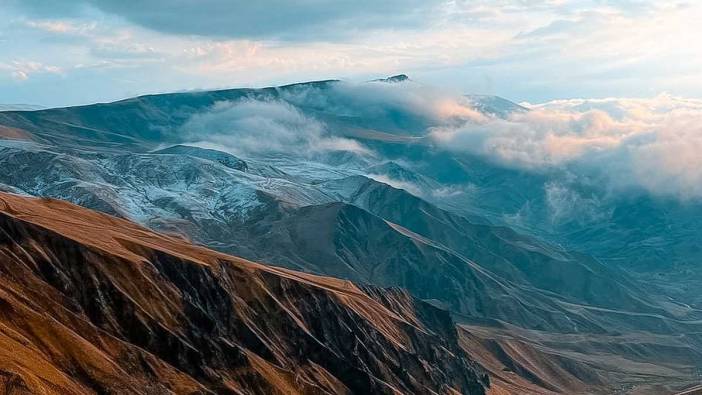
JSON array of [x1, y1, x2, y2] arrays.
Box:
[[1, 76, 701, 394]]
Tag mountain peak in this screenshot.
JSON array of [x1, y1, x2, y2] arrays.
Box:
[[374, 74, 410, 83]]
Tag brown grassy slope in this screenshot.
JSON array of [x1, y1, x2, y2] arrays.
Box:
[[0, 192, 487, 394]]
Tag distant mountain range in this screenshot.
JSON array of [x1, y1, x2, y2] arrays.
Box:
[[1, 77, 701, 394]]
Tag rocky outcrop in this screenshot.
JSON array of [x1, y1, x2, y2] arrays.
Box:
[[0, 192, 488, 394]]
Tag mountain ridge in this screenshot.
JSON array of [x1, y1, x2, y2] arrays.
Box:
[[0, 191, 489, 394]]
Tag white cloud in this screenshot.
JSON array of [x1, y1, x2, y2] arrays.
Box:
[[180, 99, 370, 158], [25, 19, 96, 35], [544, 182, 611, 225], [0, 60, 62, 81], [281, 80, 487, 129], [365, 174, 423, 197], [432, 186, 470, 199], [431, 94, 702, 199]]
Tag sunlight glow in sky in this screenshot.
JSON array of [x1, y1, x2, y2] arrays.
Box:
[[1, 0, 701, 107]]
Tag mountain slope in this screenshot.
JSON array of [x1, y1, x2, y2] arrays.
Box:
[[459, 322, 702, 395], [0, 81, 340, 149], [0, 191, 488, 394], [1, 141, 685, 336], [2, 79, 702, 393]]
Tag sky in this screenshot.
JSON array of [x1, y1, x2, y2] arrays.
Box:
[[1, 0, 701, 107]]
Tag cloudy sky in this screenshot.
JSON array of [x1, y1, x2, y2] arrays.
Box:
[[1, 0, 701, 107]]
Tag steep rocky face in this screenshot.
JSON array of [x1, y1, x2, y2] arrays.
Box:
[[0, 192, 488, 394]]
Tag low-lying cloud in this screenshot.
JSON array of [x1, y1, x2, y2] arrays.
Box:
[[181, 79, 702, 200], [280, 79, 486, 130], [180, 98, 369, 158], [430, 94, 702, 199], [365, 173, 423, 197]]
